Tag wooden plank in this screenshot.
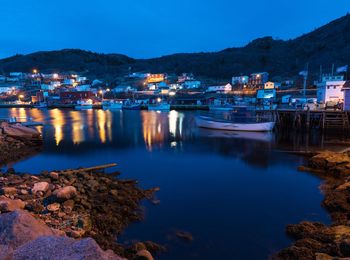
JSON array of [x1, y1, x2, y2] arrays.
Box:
[[60, 163, 118, 174]]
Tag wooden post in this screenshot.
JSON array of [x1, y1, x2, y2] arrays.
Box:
[[306, 107, 310, 130]]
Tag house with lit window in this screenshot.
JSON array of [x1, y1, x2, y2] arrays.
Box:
[[317, 75, 345, 104]]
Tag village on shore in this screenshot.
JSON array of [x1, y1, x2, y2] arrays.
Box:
[[0, 65, 349, 112]]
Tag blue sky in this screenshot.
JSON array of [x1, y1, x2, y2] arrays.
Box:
[[0, 0, 347, 58]]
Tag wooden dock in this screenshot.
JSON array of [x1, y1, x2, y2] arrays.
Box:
[[256, 109, 350, 131]]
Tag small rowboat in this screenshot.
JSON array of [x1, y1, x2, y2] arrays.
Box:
[[195, 116, 275, 132]]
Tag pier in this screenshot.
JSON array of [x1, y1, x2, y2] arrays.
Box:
[[256, 109, 350, 131]]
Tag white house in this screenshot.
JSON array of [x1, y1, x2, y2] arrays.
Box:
[[317, 75, 345, 104], [0, 86, 13, 94], [41, 84, 55, 91], [232, 76, 249, 85], [75, 84, 91, 91], [206, 83, 232, 93], [113, 85, 136, 93], [264, 81, 275, 89], [182, 80, 201, 89]]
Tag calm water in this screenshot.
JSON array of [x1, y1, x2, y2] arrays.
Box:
[[0, 108, 330, 259]]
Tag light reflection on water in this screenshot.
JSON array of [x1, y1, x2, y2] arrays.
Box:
[[0, 108, 332, 260]]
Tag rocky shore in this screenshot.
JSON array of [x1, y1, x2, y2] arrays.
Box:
[[276, 151, 350, 259], [0, 166, 161, 259], [0, 122, 42, 165]]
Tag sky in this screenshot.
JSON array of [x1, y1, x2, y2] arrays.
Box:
[[0, 0, 347, 59]]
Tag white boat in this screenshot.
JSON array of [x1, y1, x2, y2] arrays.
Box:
[[195, 116, 275, 132], [75, 100, 93, 110], [102, 100, 123, 110], [33, 102, 47, 109], [209, 104, 234, 111], [148, 103, 170, 111], [197, 128, 274, 142]]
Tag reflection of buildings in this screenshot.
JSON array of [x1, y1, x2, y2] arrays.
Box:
[[96, 110, 112, 143], [142, 111, 167, 151], [168, 110, 184, 140], [70, 111, 85, 144], [50, 109, 65, 145]]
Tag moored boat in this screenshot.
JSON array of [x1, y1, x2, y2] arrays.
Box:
[[195, 116, 275, 132], [33, 102, 47, 109], [75, 100, 93, 110], [102, 100, 123, 110], [148, 103, 170, 111], [209, 103, 234, 111], [123, 100, 141, 110]]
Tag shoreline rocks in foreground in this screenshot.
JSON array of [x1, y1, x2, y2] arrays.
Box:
[[0, 122, 42, 165], [275, 151, 350, 260], [0, 166, 162, 259]]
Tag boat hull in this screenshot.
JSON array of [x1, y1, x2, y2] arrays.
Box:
[[209, 106, 233, 111], [123, 104, 141, 110], [196, 116, 275, 132], [148, 104, 170, 111], [75, 105, 93, 110]]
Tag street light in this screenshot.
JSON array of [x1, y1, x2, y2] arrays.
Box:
[[32, 69, 38, 74]]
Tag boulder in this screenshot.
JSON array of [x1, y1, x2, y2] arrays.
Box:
[[0, 210, 57, 249], [50, 171, 59, 180], [13, 236, 124, 260], [0, 196, 25, 212], [136, 249, 154, 260], [1, 187, 17, 196], [47, 203, 61, 212], [31, 182, 50, 194], [56, 186, 77, 200]]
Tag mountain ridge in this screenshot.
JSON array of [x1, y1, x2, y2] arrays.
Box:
[[1, 13, 350, 81]]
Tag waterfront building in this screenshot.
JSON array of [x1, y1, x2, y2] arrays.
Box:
[[342, 81, 350, 111], [60, 91, 94, 102], [317, 75, 345, 104], [206, 83, 232, 93]]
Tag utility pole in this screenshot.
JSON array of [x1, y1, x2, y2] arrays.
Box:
[[303, 63, 309, 99]]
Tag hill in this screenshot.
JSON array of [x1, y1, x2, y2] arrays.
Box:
[[1, 14, 350, 81]]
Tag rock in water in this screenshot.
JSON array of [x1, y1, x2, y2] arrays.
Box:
[[56, 186, 77, 200], [13, 236, 124, 260], [31, 182, 50, 194]]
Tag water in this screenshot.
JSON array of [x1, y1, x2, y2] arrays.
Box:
[[0, 108, 330, 259]]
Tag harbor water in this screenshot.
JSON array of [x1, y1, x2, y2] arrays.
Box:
[[0, 108, 331, 259]]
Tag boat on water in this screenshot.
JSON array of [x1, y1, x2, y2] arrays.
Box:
[[102, 100, 123, 110], [75, 100, 93, 110], [209, 103, 234, 111], [197, 128, 274, 142], [195, 116, 275, 132], [33, 102, 47, 109], [123, 100, 141, 110], [148, 103, 170, 111]]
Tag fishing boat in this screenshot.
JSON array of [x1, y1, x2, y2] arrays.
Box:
[[75, 100, 93, 110], [123, 100, 141, 110], [102, 100, 123, 110], [148, 103, 170, 111], [195, 116, 275, 132], [209, 103, 234, 111], [33, 102, 47, 109]]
